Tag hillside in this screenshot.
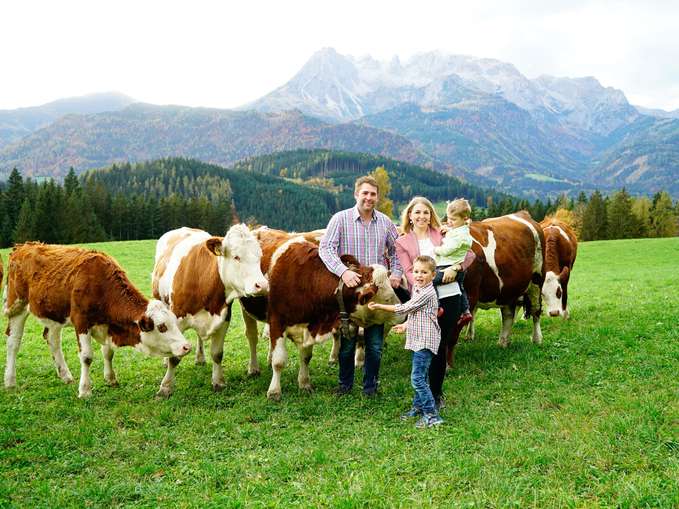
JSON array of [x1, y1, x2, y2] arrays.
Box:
[[0, 104, 432, 181]]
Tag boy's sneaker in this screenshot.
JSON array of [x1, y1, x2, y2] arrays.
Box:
[[457, 311, 473, 327], [415, 413, 444, 428], [400, 407, 422, 420]]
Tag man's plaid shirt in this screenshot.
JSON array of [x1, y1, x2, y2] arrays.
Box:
[[394, 282, 441, 354], [319, 206, 402, 278]]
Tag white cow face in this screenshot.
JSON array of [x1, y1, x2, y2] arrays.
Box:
[[136, 300, 192, 357], [542, 267, 569, 318], [207, 224, 268, 302], [351, 265, 405, 328]]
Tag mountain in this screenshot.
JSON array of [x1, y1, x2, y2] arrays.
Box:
[[246, 48, 679, 197], [634, 105, 679, 119], [0, 103, 431, 180], [0, 92, 134, 150]]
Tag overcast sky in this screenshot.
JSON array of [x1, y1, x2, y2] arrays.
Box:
[[2, 0, 678, 111]]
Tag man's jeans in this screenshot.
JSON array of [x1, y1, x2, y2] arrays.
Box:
[[411, 348, 436, 415], [338, 324, 384, 393]]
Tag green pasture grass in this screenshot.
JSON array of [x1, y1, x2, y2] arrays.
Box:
[[1, 237, 678, 508]]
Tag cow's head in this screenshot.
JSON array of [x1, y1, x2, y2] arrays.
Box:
[[542, 267, 570, 318], [351, 264, 405, 328], [133, 300, 192, 357], [206, 224, 268, 302]]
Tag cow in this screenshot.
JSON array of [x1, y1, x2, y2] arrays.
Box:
[[252, 237, 400, 400], [239, 227, 401, 383], [539, 218, 578, 319], [151, 224, 268, 397], [3, 243, 192, 398], [452, 211, 545, 363]]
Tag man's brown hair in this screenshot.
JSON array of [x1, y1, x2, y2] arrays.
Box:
[[354, 175, 379, 194]]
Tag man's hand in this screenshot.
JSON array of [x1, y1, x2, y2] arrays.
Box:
[[389, 274, 402, 288], [391, 323, 407, 334], [342, 269, 361, 288], [442, 266, 457, 283], [368, 302, 380, 310]]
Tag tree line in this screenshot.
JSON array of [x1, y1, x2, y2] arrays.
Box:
[[1, 157, 677, 249]]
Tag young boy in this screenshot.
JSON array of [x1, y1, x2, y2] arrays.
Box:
[[368, 255, 444, 428], [433, 198, 474, 327]]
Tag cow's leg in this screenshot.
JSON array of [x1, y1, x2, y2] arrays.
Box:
[[243, 311, 261, 376], [328, 334, 340, 365], [4, 310, 28, 389], [101, 341, 118, 387], [464, 309, 478, 341], [45, 325, 74, 384], [297, 342, 313, 392], [266, 330, 287, 401], [563, 286, 570, 320], [156, 356, 181, 398], [498, 306, 515, 348], [210, 324, 228, 392], [531, 314, 543, 344], [355, 328, 365, 368], [195, 336, 206, 365], [76, 332, 94, 398]]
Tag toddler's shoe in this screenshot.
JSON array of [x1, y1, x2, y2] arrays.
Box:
[[457, 311, 473, 327], [400, 407, 422, 420]]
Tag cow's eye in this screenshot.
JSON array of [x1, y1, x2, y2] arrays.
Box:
[[556, 288, 562, 299], [234, 256, 241, 262], [158, 324, 168, 333]]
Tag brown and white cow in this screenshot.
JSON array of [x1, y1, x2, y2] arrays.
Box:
[[539, 218, 578, 319], [239, 227, 401, 383], [252, 237, 399, 400], [3, 243, 192, 398], [151, 225, 268, 397], [455, 211, 546, 359]]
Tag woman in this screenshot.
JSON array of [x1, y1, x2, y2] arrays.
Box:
[[395, 197, 463, 409]]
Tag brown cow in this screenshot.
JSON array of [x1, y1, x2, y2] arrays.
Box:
[[539, 218, 578, 318], [3, 243, 192, 398], [453, 211, 545, 362]]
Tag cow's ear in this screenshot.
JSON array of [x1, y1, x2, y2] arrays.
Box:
[[139, 315, 155, 332], [559, 266, 570, 283], [358, 287, 376, 305], [206, 237, 224, 256]]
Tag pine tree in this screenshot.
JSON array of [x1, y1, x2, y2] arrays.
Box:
[[581, 191, 607, 241], [13, 198, 36, 243], [650, 191, 677, 237], [64, 167, 80, 197], [5, 168, 25, 231], [607, 188, 638, 239], [631, 196, 652, 238]]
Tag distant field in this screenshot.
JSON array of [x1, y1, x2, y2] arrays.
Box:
[[1, 237, 678, 508]]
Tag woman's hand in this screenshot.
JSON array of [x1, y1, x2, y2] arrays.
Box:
[[442, 266, 457, 283], [368, 302, 380, 310], [391, 323, 407, 334]]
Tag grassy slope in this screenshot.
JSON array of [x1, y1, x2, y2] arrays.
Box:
[[0, 237, 677, 508]]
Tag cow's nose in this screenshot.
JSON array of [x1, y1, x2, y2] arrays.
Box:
[[549, 310, 560, 317], [181, 343, 192, 353], [254, 280, 268, 293]]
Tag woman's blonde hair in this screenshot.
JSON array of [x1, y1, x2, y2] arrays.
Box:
[[400, 196, 443, 234]]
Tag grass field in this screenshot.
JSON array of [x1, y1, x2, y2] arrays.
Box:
[[0, 237, 678, 508]]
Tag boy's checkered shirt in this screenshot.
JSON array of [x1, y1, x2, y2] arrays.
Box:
[[394, 282, 441, 354]]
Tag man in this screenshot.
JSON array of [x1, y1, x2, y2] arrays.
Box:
[[319, 175, 402, 396]]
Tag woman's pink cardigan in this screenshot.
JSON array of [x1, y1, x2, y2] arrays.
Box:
[[395, 227, 443, 291]]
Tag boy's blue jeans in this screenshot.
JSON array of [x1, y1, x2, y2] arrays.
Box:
[[411, 348, 437, 415]]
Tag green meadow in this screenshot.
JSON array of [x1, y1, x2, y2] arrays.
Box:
[[0, 237, 678, 508]]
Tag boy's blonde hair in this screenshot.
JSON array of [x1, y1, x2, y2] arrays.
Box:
[[413, 255, 436, 272], [399, 196, 443, 234], [446, 198, 472, 219]]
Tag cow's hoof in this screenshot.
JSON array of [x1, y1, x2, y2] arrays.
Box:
[[328, 359, 338, 366], [78, 390, 92, 399], [155, 388, 172, 399], [212, 383, 226, 392], [247, 368, 261, 378], [195, 359, 207, 366], [267, 390, 282, 401], [105, 379, 119, 387], [497, 339, 510, 348], [4, 382, 16, 390], [62, 375, 75, 384], [299, 384, 313, 394]]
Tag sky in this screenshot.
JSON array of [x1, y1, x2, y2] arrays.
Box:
[[2, 0, 678, 111]]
